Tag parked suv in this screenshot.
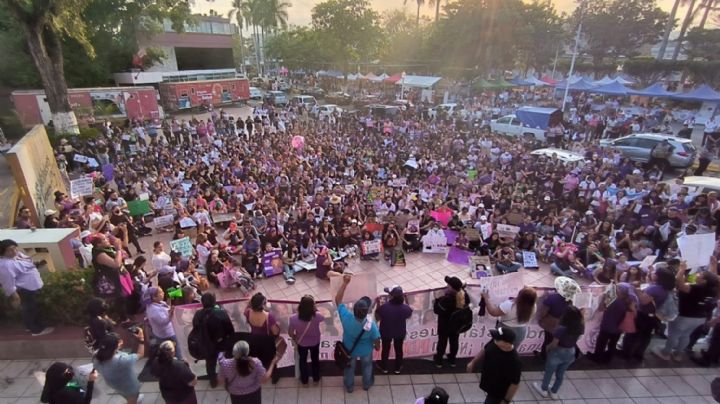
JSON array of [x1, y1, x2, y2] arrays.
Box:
[[264, 90, 288, 106], [599, 133, 696, 168], [290, 95, 317, 109]]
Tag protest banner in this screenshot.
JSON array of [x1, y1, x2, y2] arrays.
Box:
[[422, 229, 448, 254], [87, 158, 99, 168], [361, 239, 383, 255], [138, 192, 150, 201], [153, 214, 174, 229], [169, 237, 193, 258], [478, 223, 493, 240], [171, 282, 604, 369], [497, 224, 521, 239], [73, 154, 88, 163], [522, 251, 539, 269], [444, 230, 458, 246], [179, 217, 197, 228], [406, 219, 420, 234], [262, 249, 284, 277], [70, 177, 94, 199], [212, 212, 235, 224], [447, 247, 473, 265], [389, 177, 407, 188], [329, 272, 377, 304], [677, 233, 716, 269], [127, 200, 151, 217]]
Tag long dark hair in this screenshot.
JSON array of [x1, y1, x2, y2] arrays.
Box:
[[232, 341, 254, 377], [559, 305, 585, 336], [515, 287, 538, 324], [94, 333, 120, 362], [297, 295, 316, 322], [40, 362, 74, 403]]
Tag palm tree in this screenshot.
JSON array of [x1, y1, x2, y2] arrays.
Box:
[[254, 0, 290, 75], [229, 0, 247, 72], [657, 0, 681, 60], [429, 0, 442, 24], [698, 0, 717, 29], [404, 0, 425, 27], [672, 0, 698, 60]]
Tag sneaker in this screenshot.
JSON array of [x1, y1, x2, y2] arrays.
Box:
[[548, 391, 559, 400], [671, 352, 683, 362], [532, 382, 549, 398], [376, 363, 388, 374], [137, 394, 145, 404], [31, 327, 54, 337], [652, 347, 671, 361]]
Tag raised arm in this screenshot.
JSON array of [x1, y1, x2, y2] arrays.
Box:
[[334, 273, 352, 306]]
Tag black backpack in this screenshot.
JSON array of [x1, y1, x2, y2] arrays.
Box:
[[188, 311, 209, 360], [449, 307, 473, 334]]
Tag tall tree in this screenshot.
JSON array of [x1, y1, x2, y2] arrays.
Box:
[[229, 0, 247, 72], [311, 0, 385, 69], [404, 0, 425, 27], [656, 0, 680, 60], [576, 0, 667, 63], [672, 0, 697, 60], [684, 27, 720, 60], [0, 0, 94, 134]]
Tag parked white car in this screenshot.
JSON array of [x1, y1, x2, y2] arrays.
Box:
[[490, 114, 545, 140], [312, 104, 343, 119], [428, 103, 460, 119], [249, 87, 263, 100]]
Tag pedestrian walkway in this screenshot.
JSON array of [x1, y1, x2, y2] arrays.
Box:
[[0, 356, 717, 404]]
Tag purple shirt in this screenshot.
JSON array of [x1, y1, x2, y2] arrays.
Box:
[[376, 301, 413, 338], [600, 298, 628, 334], [641, 284, 669, 314], [288, 313, 325, 347], [218, 355, 265, 395], [542, 293, 569, 319], [244, 310, 278, 336]]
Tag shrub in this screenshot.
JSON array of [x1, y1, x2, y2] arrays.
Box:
[[0, 268, 94, 326]]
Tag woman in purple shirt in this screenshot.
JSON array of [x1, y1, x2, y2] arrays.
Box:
[[288, 295, 325, 385], [218, 340, 278, 404], [621, 266, 675, 361], [375, 286, 412, 374], [244, 293, 280, 383]]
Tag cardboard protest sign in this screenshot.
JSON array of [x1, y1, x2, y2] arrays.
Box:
[[469, 255, 492, 278], [70, 177, 94, 199], [153, 214, 174, 229], [361, 239, 383, 255], [506, 212, 524, 226], [73, 154, 88, 163], [87, 158, 99, 168], [179, 217, 197, 228], [522, 251, 539, 269], [406, 219, 420, 234], [212, 213, 235, 224], [422, 229, 449, 253], [262, 249, 284, 277], [330, 272, 377, 304], [497, 224, 521, 239], [169, 237, 193, 258], [127, 200, 151, 217]]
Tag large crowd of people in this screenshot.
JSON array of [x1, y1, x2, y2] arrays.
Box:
[[1, 88, 720, 404]]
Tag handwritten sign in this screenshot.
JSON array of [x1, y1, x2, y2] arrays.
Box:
[[677, 233, 716, 269], [406, 219, 420, 234], [361, 239, 383, 255], [70, 177, 94, 199], [73, 154, 88, 163], [522, 251, 538, 268], [169, 237, 193, 258], [179, 217, 197, 228], [262, 249, 284, 277], [153, 214, 174, 229], [87, 158, 99, 168], [497, 224, 521, 239], [474, 271, 524, 305], [212, 213, 235, 224], [389, 177, 407, 188], [422, 229, 449, 254]]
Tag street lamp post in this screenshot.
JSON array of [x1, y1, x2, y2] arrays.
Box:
[[400, 71, 406, 101]]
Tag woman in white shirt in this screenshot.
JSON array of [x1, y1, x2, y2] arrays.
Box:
[[481, 287, 538, 347]]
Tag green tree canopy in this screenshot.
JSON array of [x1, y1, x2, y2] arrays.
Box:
[[684, 27, 720, 61]]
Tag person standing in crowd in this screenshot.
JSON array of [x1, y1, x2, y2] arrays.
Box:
[[41, 362, 97, 404], [288, 295, 325, 386], [335, 274, 381, 393], [0, 239, 54, 336], [590, 283, 638, 363], [191, 292, 234, 388], [218, 340, 279, 404], [93, 330, 146, 404], [622, 266, 676, 361], [375, 285, 412, 374], [145, 287, 181, 359], [15, 207, 32, 229], [703, 114, 718, 147], [245, 292, 281, 383], [86, 298, 114, 351], [535, 277, 579, 359], [466, 326, 521, 404], [482, 286, 537, 347], [695, 145, 715, 176], [648, 139, 674, 176], [532, 306, 585, 400], [433, 276, 469, 368], [91, 234, 130, 324], [151, 340, 198, 404], [654, 259, 719, 361]]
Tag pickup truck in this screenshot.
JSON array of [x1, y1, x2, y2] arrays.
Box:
[[490, 107, 563, 142]]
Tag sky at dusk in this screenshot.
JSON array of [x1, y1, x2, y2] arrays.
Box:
[[192, 0, 686, 27]]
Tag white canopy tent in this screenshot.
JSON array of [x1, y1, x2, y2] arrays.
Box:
[[399, 75, 442, 88]]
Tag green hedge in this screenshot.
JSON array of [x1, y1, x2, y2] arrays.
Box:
[[0, 268, 95, 326]]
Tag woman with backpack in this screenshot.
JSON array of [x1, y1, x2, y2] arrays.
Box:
[[482, 286, 538, 347], [622, 265, 676, 361], [654, 258, 719, 362], [433, 276, 470, 368]]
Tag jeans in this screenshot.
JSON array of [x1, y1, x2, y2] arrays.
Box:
[[496, 262, 521, 274], [380, 336, 405, 372], [297, 343, 320, 384], [435, 330, 459, 364], [541, 346, 576, 394], [550, 263, 574, 277], [283, 264, 296, 280], [344, 354, 373, 391], [17, 288, 44, 333], [663, 316, 706, 355]]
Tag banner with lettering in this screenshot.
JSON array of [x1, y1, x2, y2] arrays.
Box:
[[171, 273, 605, 368]]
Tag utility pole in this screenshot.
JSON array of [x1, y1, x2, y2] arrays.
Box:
[[562, 16, 582, 112]]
